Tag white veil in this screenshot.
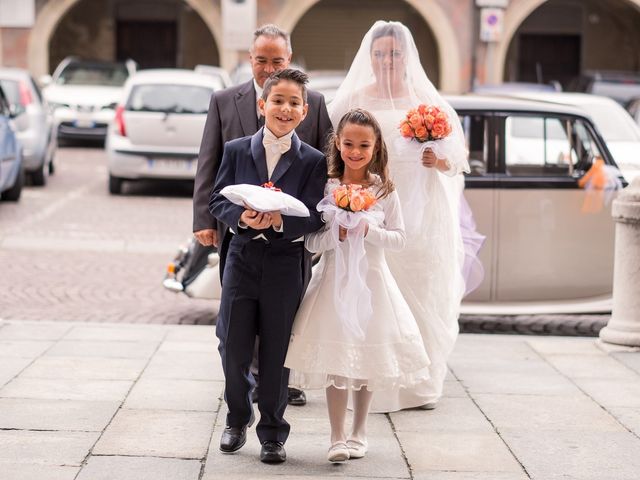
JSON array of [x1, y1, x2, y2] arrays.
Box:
[[328, 21, 478, 411], [329, 20, 469, 176]]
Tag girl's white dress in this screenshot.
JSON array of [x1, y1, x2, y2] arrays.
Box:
[[285, 178, 430, 391]]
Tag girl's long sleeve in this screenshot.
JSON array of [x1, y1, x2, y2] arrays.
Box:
[[305, 223, 336, 253], [365, 191, 406, 251]]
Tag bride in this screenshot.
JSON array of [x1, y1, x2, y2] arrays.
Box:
[[328, 21, 479, 412]]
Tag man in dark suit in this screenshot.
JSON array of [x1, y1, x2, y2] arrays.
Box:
[[209, 69, 326, 463], [193, 24, 332, 407]]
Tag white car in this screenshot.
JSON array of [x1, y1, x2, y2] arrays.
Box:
[[0, 68, 56, 185], [106, 69, 223, 194], [42, 57, 135, 142], [307, 70, 346, 104], [501, 92, 640, 183]]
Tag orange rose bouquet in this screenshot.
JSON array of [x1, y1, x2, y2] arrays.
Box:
[[399, 104, 452, 142], [332, 184, 377, 213]]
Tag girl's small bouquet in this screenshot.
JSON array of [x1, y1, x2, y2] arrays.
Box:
[[398, 103, 453, 159], [316, 183, 384, 340], [318, 183, 382, 232], [220, 182, 310, 217]]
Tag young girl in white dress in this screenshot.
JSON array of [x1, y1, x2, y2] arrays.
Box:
[[284, 109, 430, 463]]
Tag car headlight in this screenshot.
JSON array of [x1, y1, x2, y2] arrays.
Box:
[[49, 102, 71, 111]]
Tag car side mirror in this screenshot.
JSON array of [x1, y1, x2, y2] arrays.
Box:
[[39, 74, 52, 88]]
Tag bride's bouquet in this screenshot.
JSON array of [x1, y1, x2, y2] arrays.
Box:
[[399, 104, 452, 143], [396, 104, 456, 237], [317, 184, 383, 340]]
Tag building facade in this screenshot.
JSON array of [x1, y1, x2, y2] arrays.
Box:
[[0, 0, 639, 93]]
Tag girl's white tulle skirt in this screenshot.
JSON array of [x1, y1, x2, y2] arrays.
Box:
[[285, 246, 431, 392]]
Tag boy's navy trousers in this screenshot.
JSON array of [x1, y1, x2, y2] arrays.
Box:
[[216, 234, 304, 444]]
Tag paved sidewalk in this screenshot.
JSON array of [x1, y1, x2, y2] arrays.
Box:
[[1, 320, 640, 480]]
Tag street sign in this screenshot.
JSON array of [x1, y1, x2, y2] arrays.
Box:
[[480, 8, 504, 42], [476, 0, 509, 7], [0, 0, 35, 27], [222, 0, 257, 51]]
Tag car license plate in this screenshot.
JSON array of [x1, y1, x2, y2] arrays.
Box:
[[149, 158, 194, 170], [75, 113, 95, 128]]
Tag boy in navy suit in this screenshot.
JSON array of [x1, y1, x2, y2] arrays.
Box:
[[209, 69, 326, 463]]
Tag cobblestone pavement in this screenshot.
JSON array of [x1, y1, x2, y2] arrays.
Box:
[[459, 314, 610, 337], [1, 146, 611, 333], [0, 146, 216, 325]]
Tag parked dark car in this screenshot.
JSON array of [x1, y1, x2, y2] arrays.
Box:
[[568, 71, 640, 106]]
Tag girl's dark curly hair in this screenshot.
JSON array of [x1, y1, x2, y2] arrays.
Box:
[[326, 108, 394, 198]]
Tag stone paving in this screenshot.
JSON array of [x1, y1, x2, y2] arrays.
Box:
[[1, 320, 640, 480]]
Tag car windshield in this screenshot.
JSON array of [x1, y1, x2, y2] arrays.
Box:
[[580, 103, 640, 142], [56, 63, 129, 87], [126, 84, 213, 114]]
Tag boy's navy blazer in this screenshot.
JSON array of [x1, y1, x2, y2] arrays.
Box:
[[209, 128, 327, 245]]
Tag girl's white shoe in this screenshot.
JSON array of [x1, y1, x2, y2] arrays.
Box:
[[346, 438, 368, 459], [327, 441, 350, 462]]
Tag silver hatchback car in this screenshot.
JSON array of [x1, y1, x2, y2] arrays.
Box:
[[0, 68, 56, 185], [106, 69, 225, 194]]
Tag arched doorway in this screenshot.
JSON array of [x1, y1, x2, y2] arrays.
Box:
[[28, 0, 222, 77], [495, 0, 640, 87], [277, 0, 462, 92], [290, 0, 439, 86]]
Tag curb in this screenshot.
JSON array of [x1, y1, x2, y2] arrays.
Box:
[[459, 314, 609, 337]]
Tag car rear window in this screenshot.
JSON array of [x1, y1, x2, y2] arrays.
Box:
[[126, 84, 213, 114], [0, 79, 19, 106], [56, 64, 129, 87]]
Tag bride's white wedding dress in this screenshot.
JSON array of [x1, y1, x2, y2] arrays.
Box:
[[325, 20, 476, 412], [369, 99, 465, 412]]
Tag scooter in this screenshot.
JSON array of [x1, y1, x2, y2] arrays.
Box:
[[163, 239, 222, 300]]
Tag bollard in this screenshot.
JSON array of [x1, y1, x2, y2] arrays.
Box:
[[600, 177, 640, 346]]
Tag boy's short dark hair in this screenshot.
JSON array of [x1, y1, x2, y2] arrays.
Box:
[[261, 69, 309, 103]]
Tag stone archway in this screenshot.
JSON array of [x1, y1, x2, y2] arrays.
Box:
[[489, 0, 640, 84], [274, 0, 463, 93], [27, 0, 222, 77]]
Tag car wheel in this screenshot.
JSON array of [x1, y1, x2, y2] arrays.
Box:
[[1, 167, 24, 201], [30, 162, 47, 186], [46, 138, 56, 176], [109, 174, 123, 194]]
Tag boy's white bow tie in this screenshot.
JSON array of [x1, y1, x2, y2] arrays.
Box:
[[263, 135, 291, 154]]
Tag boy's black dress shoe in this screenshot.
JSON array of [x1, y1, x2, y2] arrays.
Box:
[[287, 387, 306, 406], [260, 441, 286, 463], [220, 410, 255, 453]]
